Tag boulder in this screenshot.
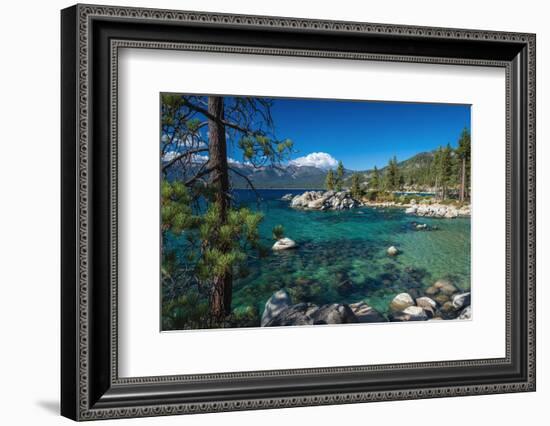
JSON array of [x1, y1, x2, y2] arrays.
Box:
[[272, 237, 297, 251], [416, 296, 437, 310], [458, 305, 472, 320], [387, 246, 399, 256], [349, 301, 386, 323], [290, 190, 359, 211], [405, 203, 470, 218], [434, 279, 458, 295], [281, 193, 294, 201], [311, 304, 358, 324], [307, 197, 327, 209], [434, 294, 450, 305], [263, 303, 319, 327], [452, 292, 471, 309], [416, 223, 428, 230], [416, 296, 437, 317], [458, 205, 471, 216], [439, 301, 460, 319], [389, 293, 414, 312], [425, 285, 438, 296], [261, 289, 292, 326], [390, 306, 429, 321]]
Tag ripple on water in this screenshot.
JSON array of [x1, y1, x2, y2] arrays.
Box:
[[166, 189, 471, 318], [228, 193, 470, 316]]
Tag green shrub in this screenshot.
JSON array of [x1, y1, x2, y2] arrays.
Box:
[[272, 224, 285, 240]]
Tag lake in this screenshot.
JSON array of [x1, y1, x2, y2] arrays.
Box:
[[223, 189, 471, 318]]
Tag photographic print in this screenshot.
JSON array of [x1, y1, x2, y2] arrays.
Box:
[[160, 94, 471, 331]]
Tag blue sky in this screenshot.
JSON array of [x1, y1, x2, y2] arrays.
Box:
[[229, 98, 470, 171]]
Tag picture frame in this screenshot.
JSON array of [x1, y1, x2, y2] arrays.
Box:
[[61, 3, 536, 421]]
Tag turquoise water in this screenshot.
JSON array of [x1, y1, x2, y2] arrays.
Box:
[[228, 189, 471, 318]]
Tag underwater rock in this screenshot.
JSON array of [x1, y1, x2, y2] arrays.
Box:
[[416, 223, 428, 230], [387, 246, 399, 256], [311, 304, 358, 324], [452, 292, 471, 309], [389, 292, 414, 312], [434, 279, 458, 296], [349, 301, 386, 323], [263, 303, 318, 326], [390, 306, 429, 321], [337, 280, 354, 296], [425, 285, 439, 296], [272, 237, 297, 251], [433, 294, 450, 305], [261, 289, 292, 326]]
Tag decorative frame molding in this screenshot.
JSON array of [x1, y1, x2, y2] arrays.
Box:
[[61, 4, 536, 421]]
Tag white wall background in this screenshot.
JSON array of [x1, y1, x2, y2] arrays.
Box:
[[0, 0, 546, 424]]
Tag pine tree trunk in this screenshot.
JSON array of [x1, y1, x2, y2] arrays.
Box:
[[207, 96, 232, 323], [459, 157, 466, 203]]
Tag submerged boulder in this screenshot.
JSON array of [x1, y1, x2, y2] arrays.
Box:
[[434, 279, 458, 296], [387, 246, 399, 256]]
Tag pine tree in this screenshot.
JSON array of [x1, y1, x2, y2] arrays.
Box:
[[350, 173, 362, 199], [440, 143, 453, 200], [398, 174, 405, 190], [386, 156, 399, 190], [432, 146, 443, 198], [456, 127, 471, 202], [325, 169, 335, 191], [336, 161, 345, 191], [161, 94, 293, 325], [370, 166, 380, 190]]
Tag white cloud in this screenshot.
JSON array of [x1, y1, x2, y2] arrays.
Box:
[[162, 151, 209, 164], [289, 152, 338, 170]]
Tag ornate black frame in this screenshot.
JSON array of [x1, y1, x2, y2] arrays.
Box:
[[61, 3, 536, 421]]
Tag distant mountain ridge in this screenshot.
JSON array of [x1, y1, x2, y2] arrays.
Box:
[[166, 151, 436, 190]]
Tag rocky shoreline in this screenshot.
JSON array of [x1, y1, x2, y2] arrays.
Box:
[[281, 190, 470, 218], [261, 278, 471, 327]]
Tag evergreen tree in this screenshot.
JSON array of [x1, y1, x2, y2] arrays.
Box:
[[325, 169, 335, 191], [336, 160, 345, 191], [370, 166, 380, 190], [350, 173, 362, 199], [432, 146, 443, 198], [386, 156, 399, 190], [440, 143, 454, 200], [456, 127, 471, 202], [398, 174, 405, 190], [161, 94, 293, 324]]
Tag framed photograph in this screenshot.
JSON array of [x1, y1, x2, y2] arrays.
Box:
[[61, 4, 536, 421]]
